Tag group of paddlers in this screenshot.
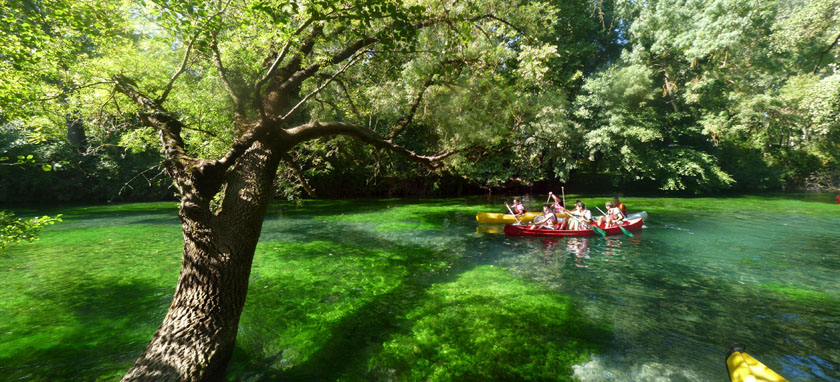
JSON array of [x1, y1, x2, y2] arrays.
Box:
[[505, 193, 628, 231]]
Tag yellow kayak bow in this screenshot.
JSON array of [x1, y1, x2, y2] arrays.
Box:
[[726, 345, 788, 382], [475, 212, 540, 224]]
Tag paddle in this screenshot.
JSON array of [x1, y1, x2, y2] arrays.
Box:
[[503, 202, 522, 225], [596, 206, 633, 237], [564, 206, 604, 237], [559, 187, 603, 236], [576, 214, 606, 237]]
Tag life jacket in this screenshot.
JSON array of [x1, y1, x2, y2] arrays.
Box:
[[545, 212, 558, 225], [514, 203, 526, 214], [617, 203, 627, 215]]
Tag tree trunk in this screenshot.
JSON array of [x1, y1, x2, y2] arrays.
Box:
[[122, 140, 282, 382]]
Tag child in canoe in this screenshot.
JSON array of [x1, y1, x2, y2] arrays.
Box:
[[568, 200, 593, 230], [597, 201, 625, 227], [504, 197, 527, 216], [548, 192, 568, 229], [531, 204, 558, 229]]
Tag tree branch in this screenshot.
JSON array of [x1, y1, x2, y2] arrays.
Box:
[[157, 29, 200, 104], [156, 0, 234, 104], [277, 53, 363, 121], [286, 121, 445, 170], [257, 23, 323, 119], [813, 31, 840, 74], [210, 36, 245, 118], [256, 18, 315, 91], [280, 152, 318, 198], [332, 77, 362, 120], [271, 17, 444, 106], [472, 14, 533, 41], [388, 78, 434, 140], [30, 81, 113, 102], [112, 74, 226, 199]]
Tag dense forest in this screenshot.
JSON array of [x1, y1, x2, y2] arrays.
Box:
[[1, 0, 838, 203]]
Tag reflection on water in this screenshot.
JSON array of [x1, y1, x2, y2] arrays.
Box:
[[480, 207, 840, 382], [3, 196, 838, 381]]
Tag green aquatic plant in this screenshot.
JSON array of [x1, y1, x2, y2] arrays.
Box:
[[369, 266, 609, 381], [761, 283, 838, 304]]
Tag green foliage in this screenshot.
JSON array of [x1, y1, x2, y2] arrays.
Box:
[[0, 210, 61, 251], [0, 125, 171, 202], [3, 0, 840, 198]]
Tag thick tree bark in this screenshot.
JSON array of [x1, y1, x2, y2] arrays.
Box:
[[114, 12, 460, 380], [121, 140, 282, 382]]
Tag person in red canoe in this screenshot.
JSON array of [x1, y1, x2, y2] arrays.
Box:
[[531, 204, 558, 229], [548, 192, 568, 229], [504, 197, 527, 216], [568, 200, 593, 230], [613, 197, 627, 216], [597, 201, 625, 227]]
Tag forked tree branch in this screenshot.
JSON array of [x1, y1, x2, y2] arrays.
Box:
[[158, 29, 200, 104], [271, 17, 445, 106], [157, 0, 234, 104], [112, 74, 229, 200], [332, 77, 361, 120], [256, 18, 315, 91]]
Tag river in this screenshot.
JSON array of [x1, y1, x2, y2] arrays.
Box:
[[0, 194, 838, 381]]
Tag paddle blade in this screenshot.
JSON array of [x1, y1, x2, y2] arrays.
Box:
[[618, 225, 634, 237]]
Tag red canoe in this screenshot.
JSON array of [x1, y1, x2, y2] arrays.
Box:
[[503, 218, 644, 237]]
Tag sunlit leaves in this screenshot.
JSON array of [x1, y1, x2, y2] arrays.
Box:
[[0, 210, 62, 252]]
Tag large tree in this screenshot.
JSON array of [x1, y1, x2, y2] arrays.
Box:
[[2, 0, 563, 379]]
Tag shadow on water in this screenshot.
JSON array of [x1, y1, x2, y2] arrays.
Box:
[[0, 272, 171, 381], [226, 206, 613, 381]]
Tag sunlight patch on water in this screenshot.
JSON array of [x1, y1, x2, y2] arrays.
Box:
[[573, 356, 704, 382]]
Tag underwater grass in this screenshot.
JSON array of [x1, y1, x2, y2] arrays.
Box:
[[0, 221, 182, 381], [3, 196, 837, 381], [761, 283, 839, 304], [369, 266, 610, 382]]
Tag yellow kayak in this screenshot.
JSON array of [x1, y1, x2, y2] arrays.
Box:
[[726, 345, 788, 382], [476, 224, 504, 234], [475, 212, 540, 223]]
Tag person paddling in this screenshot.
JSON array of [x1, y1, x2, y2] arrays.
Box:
[[568, 200, 593, 230], [548, 192, 567, 229], [532, 204, 558, 230], [597, 201, 624, 227], [505, 197, 527, 216]]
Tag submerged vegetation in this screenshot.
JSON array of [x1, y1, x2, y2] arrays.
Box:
[[2, 196, 838, 381], [1, 200, 611, 381], [1, 0, 839, 379]]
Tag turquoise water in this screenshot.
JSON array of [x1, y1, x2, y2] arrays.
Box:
[[1, 195, 838, 381]]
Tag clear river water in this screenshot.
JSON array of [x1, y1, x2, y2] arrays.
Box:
[[1, 194, 838, 381]]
